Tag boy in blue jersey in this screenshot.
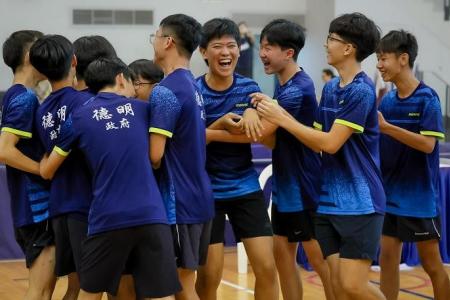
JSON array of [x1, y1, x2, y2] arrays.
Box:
[[129, 59, 163, 101], [253, 13, 386, 300], [0, 30, 56, 300], [376, 30, 450, 300], [29, 35, 95, 300], [195, 18, 278, 300], [39, 57, 180, 300], [73, 35, 117, 93], [249, 19, 334, 300], [149, 14, 215, 300]]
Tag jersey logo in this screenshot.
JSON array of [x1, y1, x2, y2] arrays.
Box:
[[235, 103, 248, 108], [339, 100, 345, 105], [408, 112, 420, 117]]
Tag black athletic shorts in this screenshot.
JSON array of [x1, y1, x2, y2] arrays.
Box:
[[272, 204, 315, 242], [315, 213, 384, 261], [172, 221, 212, 270], [52, 214, 88, 276], [382, 212, 441, 242], [210, 191, 272, 244], [79, 224, 181, 298]]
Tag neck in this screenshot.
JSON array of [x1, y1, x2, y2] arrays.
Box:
[[392, 70, 420, 98], [50, 77, 73, 92], [12, 69, 39, 88], [335, 60, 361, 87], [205, 72, 233, 91], [99, 87, 117, 94], [277, 62, 300, 85], [161, 54, 190, 76], [75, 80, 88, 91]]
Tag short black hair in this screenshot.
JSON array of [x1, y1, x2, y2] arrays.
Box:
[[29, 35, 73, 81], [260, 19, 305, 61], [128, 59, 164, 83], [376, 30, 418, 68], [322, 68, 335, 78], [3, 30, 44, 73], [329, 13, 381, 62], [200, 18, 240, 49], [73, 35, 117, 81], [85, 57, 133, 93], [160, 14, 202, 58]]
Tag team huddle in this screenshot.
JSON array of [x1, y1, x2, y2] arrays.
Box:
[[0, 11, 449, 300]]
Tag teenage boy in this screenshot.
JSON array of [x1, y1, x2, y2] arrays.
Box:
[[376, 30, 450, 300], [129, 59, 163, 101], [195, 18, 278, 300], [253, 13, 386, 300], [149, 14, 215, 300], [39, 57, 180, 300], [0, 30, 56, 300], [29, 34, 96, 300]]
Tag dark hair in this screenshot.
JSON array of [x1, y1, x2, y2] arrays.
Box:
[[128, 59, 164, 83], [85, 57, 133, 93], [160, 14, 202, 58], [260, 19, 305, 61], [322, 68, 335, 78], [376, 30, 418, 68], [73, 35, 117, 80], [200, 18, 240, 49], [3, 30, 44, 73], [329, 13, 380, 62], [29, 35, 73, 81]]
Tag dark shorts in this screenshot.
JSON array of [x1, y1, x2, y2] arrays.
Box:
[[315, 213, 383, 261], [382, 212, 441, 242], [79, 224, 181, 298], [172, 221, 212, 270], [15, 220, 54, 268], [271, 204, 315, 242], [52, 214, 88, 276], [210, 191, 273, 244]]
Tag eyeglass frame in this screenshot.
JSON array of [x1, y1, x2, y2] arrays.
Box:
[[326, 34, 356, 48], [149, 33, 175, 45]]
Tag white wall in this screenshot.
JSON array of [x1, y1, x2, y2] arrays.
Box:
[[0, 0, 306, 90]]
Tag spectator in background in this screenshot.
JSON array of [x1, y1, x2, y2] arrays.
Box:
[[235, 21, 255, 78], [321, 68, 335, 83], [128, 59, 163, 101]]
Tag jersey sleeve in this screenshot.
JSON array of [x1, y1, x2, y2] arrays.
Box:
[[1, 91, 38, 138], [149, 85, 182, 138], [420, 95, 445, 140], [334, 84, 374, 133], [53, 114, 78, 157]]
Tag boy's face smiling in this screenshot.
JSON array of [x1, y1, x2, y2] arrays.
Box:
[[376, 52, 407, 83], [324, 33, 354, 67], [259, 37, 292, 75], [201, 35, 239, 79]]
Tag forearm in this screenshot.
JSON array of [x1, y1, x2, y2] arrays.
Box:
[[382, 123, 436, 153], [280, 117, 327, 153], [0, 147, 40, 175], [206, 129, 252, 143]]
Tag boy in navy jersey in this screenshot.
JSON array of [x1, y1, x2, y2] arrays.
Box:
[[195, 18, 278, 300], [0, 29, 55, 300], [129, 59, 163, 101], [39, 57, 180, 300], [29, 35, 94, 300], [376, 30, 450, 300], [149, 14, 215, 300], [253, 13, 386, 299], [73, 35, 117, 93]]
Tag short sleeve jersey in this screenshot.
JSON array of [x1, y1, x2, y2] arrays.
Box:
[[36, 87, 93, 219], [149, 69, 214, 225], [0, 84, 50, 227], [379, 82, 444, 217], [55, 92, 167, 235], [272, 70, 321, 212], [315, 72, 386, 215], [197, 73, 261, 199]]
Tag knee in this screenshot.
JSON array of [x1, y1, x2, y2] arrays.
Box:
[[253, 259, 277, 281], [421, 259, 445, 278], [340, 277, 365, 297], [197, 267, 222, 288]]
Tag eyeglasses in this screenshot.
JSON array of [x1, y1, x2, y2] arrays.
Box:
[[133, 81, 156, 88], [326, 34, 349, 44], [149, 33, 175, 45]]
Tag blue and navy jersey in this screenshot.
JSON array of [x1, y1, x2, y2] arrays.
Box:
[[36, 87, 92, 219], [55, 92, 168, 235], [149, 69, 214, 224], [0, 84, 50, 227], [379, 82, 444, 218], [197, 73, 261, 199], [315, 72, 386, 215], [272, 70, 321, 212]]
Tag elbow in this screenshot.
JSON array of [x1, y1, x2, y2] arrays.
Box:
[[40, 169, 54, 180], [321, 143, 341, 155], [423, 143, 435, 154], [150, 154, 162, 169]]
